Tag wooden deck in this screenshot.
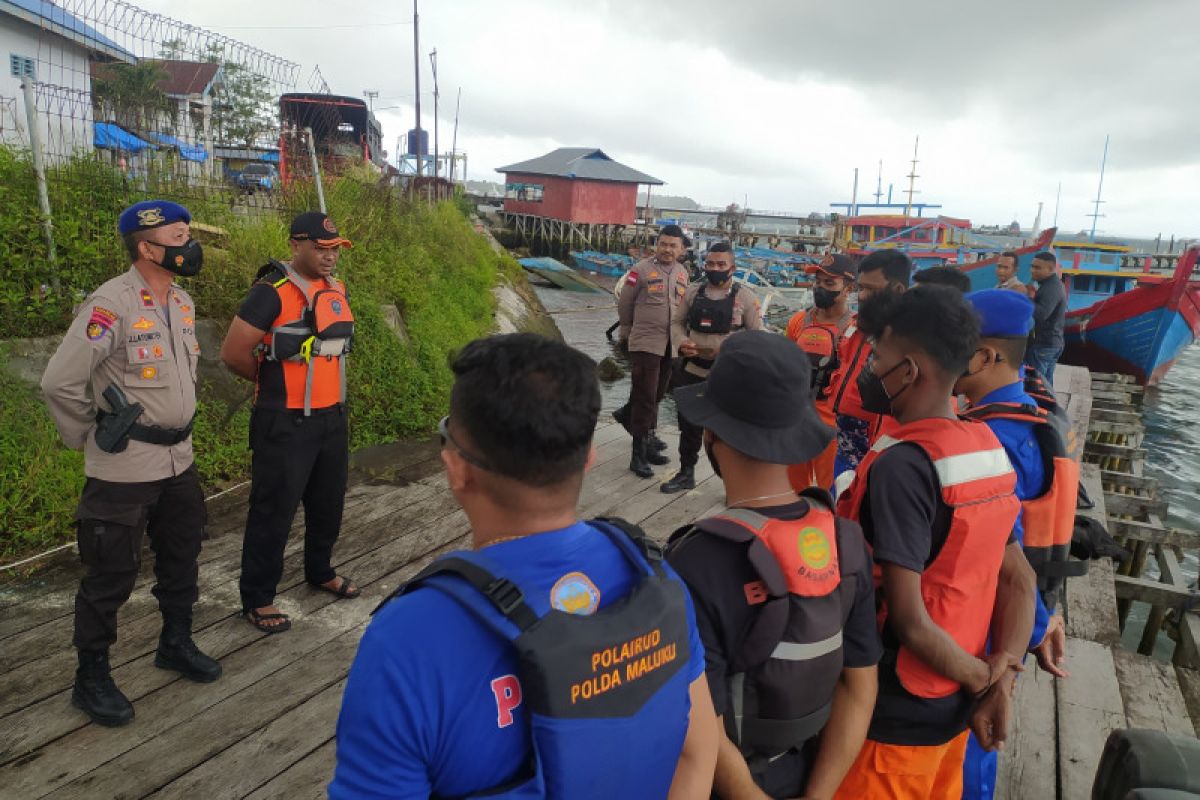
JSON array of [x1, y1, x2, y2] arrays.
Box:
[[997, 365, 1200, 800], [0, 421, 725, 799], [6, 367, 1200, 799]]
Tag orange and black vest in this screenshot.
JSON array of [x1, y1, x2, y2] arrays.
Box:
[[826, 321, 877, 423], [962, 402, 1086, 608], [668, 492, 861, 758], [837, 418, 1019, 699], [254, 261, 355, 414], [789, 310, 852, 393]]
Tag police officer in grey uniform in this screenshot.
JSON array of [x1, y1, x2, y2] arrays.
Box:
[[42, 200, 221, 727]]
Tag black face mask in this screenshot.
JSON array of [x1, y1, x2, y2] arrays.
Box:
[[704, 436, 722, 478], [813, 286, 840, 309], [705, 269, 730, 286], [151, 239, 204, 277], [857, 358, 911, 416]]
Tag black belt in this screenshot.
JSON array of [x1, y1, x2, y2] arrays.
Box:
[[97, 410, 194, 445]]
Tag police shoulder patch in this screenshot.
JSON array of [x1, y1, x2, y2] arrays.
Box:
[[85, 305, 118, 341], [550, 572, 601, 616]]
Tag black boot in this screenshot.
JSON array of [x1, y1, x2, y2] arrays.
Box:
[[72, 649, 134, 727], [645, 436, 670, 466], [612, 404, 632, 435], [155, 613, 222, 683], [629, 436, 654, 478], [661, 465, 696, 494], [647, 430, 669, 454]]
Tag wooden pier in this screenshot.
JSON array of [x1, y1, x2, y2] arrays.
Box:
[[0, 421, 726, 798], [997, 365, 1200, 800], [4, 366, 1200, 798]]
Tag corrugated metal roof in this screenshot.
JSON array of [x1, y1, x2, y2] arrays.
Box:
[[497, 147, 663, 185], [1, 0, 136, 63]]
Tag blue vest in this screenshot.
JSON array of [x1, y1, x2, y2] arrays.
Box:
[[391, 519, 693, 800]]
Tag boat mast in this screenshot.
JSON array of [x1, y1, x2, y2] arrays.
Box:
[[1088, 135, 1110, 242], [874, 160, 883, 205], [850, 168, 859, 217], [1053, 181, 1062, 227], [904, 135, 920, 218]]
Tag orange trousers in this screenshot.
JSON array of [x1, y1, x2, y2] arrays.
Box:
[[833, 731, 969, 800], [788, 401, 837, 492]]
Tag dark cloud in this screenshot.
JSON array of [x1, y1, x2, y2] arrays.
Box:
[[606, 0, 1200, 172]]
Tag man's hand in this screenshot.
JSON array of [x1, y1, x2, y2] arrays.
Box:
[[679, 339, 699, 358], [970, 670, 1018, 752], [966, 650, 1022, 697], [1033, 614, 1069, 678]]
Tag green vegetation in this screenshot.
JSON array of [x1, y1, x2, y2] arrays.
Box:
[[1, 149, 531, 562]]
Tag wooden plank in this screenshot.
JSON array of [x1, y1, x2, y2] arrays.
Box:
[[1112, 649, 1195, 737], [242, 739, 335, 800], [1065, 465, 1120, 645], [1157, 546, 1200, 667], [1084, 440, 1145, 459], [995, 663, 1058, 800], [1114, 573, 1198, 607], [1057, 638, 1126, 800], [1102, 491, 1167, 520], [1089, 407, 1143, 425], [1173, 667, 1200, 735], [1100, 470, 1158, 492], [148, 680, 348, 799]]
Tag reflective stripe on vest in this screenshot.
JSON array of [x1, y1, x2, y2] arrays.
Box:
[[688, 500, 852, 756], [961, 401, 1085, 605], [259, 266, 351, 415], [837, 418, 1019, 699]]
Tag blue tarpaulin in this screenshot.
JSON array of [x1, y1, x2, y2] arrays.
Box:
[[93, 122, 154, 153], [147, 132, 208, 163]]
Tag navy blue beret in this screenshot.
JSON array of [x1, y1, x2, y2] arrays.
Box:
[[966, 288, 1034, 337], [118, 201, 192, 236]]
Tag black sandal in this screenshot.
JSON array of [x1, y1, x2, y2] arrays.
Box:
[[244, 608, 291, 634], [309, 576, 361, 599]]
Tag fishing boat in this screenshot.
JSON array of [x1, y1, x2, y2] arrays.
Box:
[[1060, 247, 1200, 386], [957, 227, 1058, 289], [569, 250, 635, 277]]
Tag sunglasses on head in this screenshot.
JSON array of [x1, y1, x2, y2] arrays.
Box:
[[438, 416, 494, 472]]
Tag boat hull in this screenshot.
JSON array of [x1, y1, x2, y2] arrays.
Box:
[[1060, 249, 1200, 386]]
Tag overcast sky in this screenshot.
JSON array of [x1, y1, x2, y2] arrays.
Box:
[[142, 0, 1198, 238]]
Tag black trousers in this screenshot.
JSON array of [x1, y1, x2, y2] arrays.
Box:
[[670, 362, 706, 468], [627, 348, 673, 437], [239, 405, 348, 611], [73, 465, 205, 652]]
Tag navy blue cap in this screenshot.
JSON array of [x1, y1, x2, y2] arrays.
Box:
[[966, 288, 1034, 337], [118, 201, 191, 236]]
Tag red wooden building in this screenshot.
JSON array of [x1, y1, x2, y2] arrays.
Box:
[[496, 148, 662, 225]]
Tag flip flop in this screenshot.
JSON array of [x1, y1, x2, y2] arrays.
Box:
[[244, 608, 291, 634], [309, 576, 361, 599]]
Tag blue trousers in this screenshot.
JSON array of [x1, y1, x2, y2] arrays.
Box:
[[963, 732, 998, 800], [1025, 344, 1063, 389]]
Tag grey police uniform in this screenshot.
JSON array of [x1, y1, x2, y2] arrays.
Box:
[[42, 266, 206, 652]]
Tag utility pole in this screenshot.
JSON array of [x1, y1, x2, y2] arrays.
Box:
[[449, 87, 462, 182], [363, 90, 378, 111], [904, 135, 920, 218], [429, 48, 440, 181], [412, 0, 422, 179]]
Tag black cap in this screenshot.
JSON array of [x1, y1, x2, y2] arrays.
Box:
[[805, 253, 858, 280], [672, 331, 834, 464], [289, 211, 352, 248]]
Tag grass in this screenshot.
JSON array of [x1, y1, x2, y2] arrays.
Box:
[[0, 156, 532, 564]]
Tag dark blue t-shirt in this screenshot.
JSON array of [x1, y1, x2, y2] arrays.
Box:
[[329, 520, 706, 799]]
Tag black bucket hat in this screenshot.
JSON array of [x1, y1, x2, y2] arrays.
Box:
[[673, 330, 834, 465]]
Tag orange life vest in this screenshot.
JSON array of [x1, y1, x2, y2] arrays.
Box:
[[668, 491, 859, 757], [826, 321, 878, 423], [788, 310, 852, 393], [255, 261, 355, 414], [961, 401, 1086, 607], [836, 418, 1020, 699]]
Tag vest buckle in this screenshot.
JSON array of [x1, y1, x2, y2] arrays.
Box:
[[483, 578, 526, 616]]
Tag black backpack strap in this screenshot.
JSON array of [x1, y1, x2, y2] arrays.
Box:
[[375, 555, 540, 632], [253, 259, 288, 285], [591, 516, 666, 576]]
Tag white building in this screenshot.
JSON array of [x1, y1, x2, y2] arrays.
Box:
[[0, 0, 136, 156]]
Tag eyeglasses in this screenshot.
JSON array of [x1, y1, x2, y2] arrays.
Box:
[[438, 416, 494, 472]]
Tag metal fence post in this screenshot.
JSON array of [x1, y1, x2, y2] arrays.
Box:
[[21, 79, 60, 293], [304, 127, 327, 213]]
